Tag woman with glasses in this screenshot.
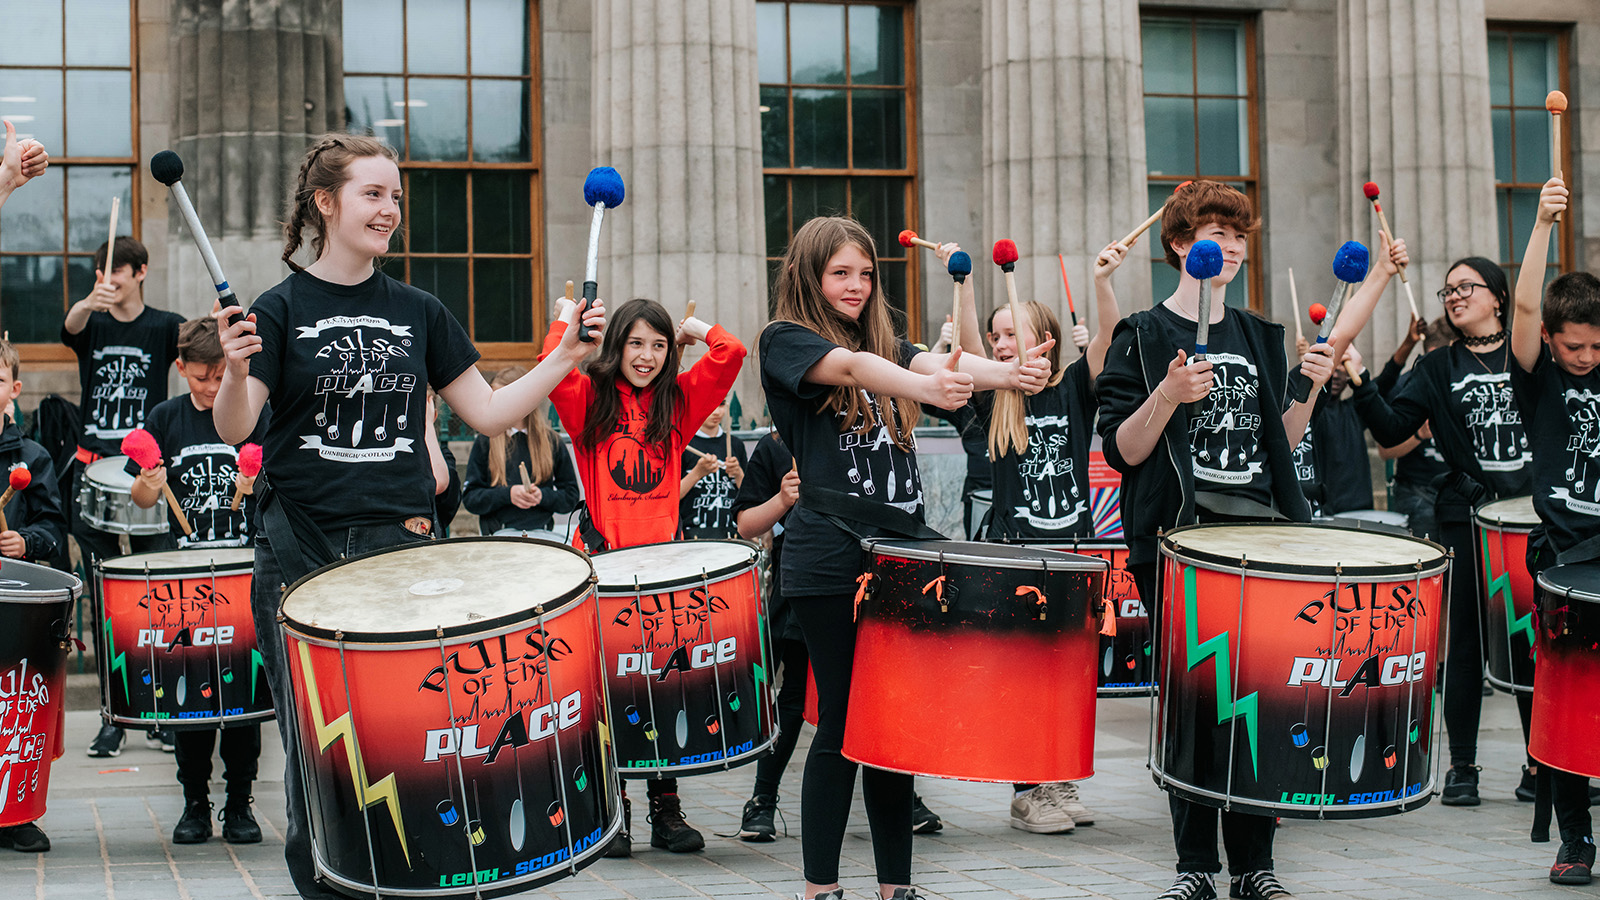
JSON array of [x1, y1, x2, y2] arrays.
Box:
[[1348, 257, 1534, 808]]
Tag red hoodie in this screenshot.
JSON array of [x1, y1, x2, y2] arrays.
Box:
[[540, 320, 746, 549]]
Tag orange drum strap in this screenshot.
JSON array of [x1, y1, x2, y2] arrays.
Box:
[[1015, 585, 1045, 620], [853, 572, 874, 621]]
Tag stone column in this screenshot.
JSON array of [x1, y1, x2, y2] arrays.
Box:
[[1339, 0, 1498, 357], [591, 0, 767, 422], [982, 0, 1150, 327], [167, 0, 343, 317]]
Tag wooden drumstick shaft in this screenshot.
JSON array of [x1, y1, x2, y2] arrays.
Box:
[[951, 283, 963, 352], [1288, 267, 1303, 343], [905, 235, 938, 250], [519, 462, 533, 490], [230, 482, 250, 511], [676, 299, 696, 342], [162, 484, 193, 536], [1552, 112, 1564, 223], [0, 486, 13, 531], [1003, 270, 1030, 360], [1098, 208, 1163, 267], [103, 197, 120, 284]]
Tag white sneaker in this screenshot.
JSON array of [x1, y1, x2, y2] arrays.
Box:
[[1057, 781, 1095, 825], [1009, 783, 1076, 834]]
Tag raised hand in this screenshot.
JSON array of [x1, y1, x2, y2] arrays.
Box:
[[1300, 341, 1336, 389], [1537, 176, 1569, 224], [212, 299, 261, 374]]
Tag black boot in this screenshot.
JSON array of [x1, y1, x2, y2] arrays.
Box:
[[648, 792, 704, 852], [172, 800, 213, 844], [221, 797, 262, 844]]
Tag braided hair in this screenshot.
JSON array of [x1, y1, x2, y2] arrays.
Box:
[[282, 134, 400, 272]]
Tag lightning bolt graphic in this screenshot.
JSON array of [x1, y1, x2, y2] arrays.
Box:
[[597, 718, 612, 801], [1182, 565, 1260, 778], [103, 617, 129, 702], [250, 649, 266, 705], [1482, 532, 1535, 650], [296, 641, 409, 866]]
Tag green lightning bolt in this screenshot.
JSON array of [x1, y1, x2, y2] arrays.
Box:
[[250, 649, 266, 705], [1482, 531, 1535, 652], [1183, 565, 1260, 778], [102, 617, 130, 703]]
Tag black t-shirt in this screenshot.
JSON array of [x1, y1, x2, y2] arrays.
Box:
[[1152, 305, 1274, 508], [760, 321, 924, 597], [731, 431, 802, 641], [61, 306, 186, 457], [973, 357, 1094, 539], [247, 270, 480, 529], [1293, 411, 1321, 515], [125, 396, 270, 548], [922, 403, 992, 491], [1313, 396, 1374, 514], [1387, 371, 1450, 488], [679, 430, 751, 540], [1512, 348, 1600, 557]]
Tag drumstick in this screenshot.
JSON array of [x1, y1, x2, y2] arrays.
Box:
[[102, 197, 120, 285], [1361, 182, 1419, 320], [1098, 180, 1192, 267], [674, 298, 696, 343], [1308, 303, 1363, 385], [1288, 267, 1304, 344], [725, 424, 732, 460], [992, 239, 1029, 360], [1548, 91, 1567, 223], [947, 251, 971, 352], [518, 462, 533, 491], [897, 229, 940, 252], [0, 467, 30, 532], [1058, 253, 1078, 328]]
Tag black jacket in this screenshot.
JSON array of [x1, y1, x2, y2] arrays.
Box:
[[463, 432, 580, 534], [0, 419, 66, 565], [1096, 307, 1312, 566]]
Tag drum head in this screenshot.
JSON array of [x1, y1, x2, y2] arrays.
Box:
[[1537, 562, 1600, 603], [592, 540, 755, 591], [1477, 495, 1538, 527], [86, 455, 137, 488], [0, 557, 82, 601], [281, 537, 593, 642], [1162, 523, 1447, 577], [864, 539, 1108, 572], [101, 547, 256, 576]]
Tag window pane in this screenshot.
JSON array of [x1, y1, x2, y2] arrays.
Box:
[[343, 75, 407, 147], [0, 166, 62, 252], [67, 167, 132, 253], [851, 90, 905, 169], [408, 258, 470, 327], [789, 4, 845, 85], [343, 0, 404, 72], [1487, 35, 1510, 106], [757, 2, 787, 83], [0, 256, 64, 343], [1151, 261, 1178, 307], [472, 171, 530, 254], [4, 7, 62, 66], [472, 79, 531, 161], [469, 0, 529, 76], [65, 0, 130, 67], [1496, 190, 1511, 263], [1228, 261, 1250, 309], [1511, 36, 1554, 107], [790, 176, 847, 225], [763, 175, 787, 257], [1141, 21, 1193, 94], [1194, 22, 1241, 95], [793, 89, 847, 168], [849, 5, 903, 85], [474, 259, 533, 342], [1196, 98, 1246, 176], [761, 86, 789, 167], [879, 259, 907, 331], [849, 177, 899, 261], [1491, 108, 1512, 183], [407, 170, 469, 254], [407, 0, 468, 74], [1513, 108, 1550, 184], [0, 71, 64, 154], [1506, 188, 1559, 265], [66, 255, 97, 309], [407, 78, 469, 161], [1144, 97, 1195, 176], [65, 70, 132, 157]]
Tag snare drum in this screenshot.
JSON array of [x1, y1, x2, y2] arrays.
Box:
[[0, 561, 81, 829], [96, 549, 270, 729], [280, 538, 620, 898], [1156, 524, 1447, 818], [847, 539, 1108, 783], [78, 456, 168, 534], [591, 540, 775, 777], [1529, 564, 1600, 780], [1474, 496, 1537, 693]]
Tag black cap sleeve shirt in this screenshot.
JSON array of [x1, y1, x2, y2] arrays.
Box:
[[62, 307, 185, 457], [127, 397, 270, 548], [1512, 348, 1600, 556], [247, 270, 480, 529], [759, 321, 924, 598], [972, 357, 1094, 539]]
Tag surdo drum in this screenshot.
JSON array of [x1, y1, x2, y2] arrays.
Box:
[[1155, 524, 1447, 818], [1530, 564, 1600, 780], [279, 538, 619, 898], [0, 560, 81, 829], [1474, 496, 1538, 694]]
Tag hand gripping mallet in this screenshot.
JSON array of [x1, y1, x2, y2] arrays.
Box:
[[1362, 182, 1419, 320], [580, 167, 626, 343], [1098, 180, 1193, 268], [1291, 242, 1370, 403], [898, 230, 941, 252], [0, 466, 30, 532], [231, 443, 262, 511], [1548, 91, 1568, 223], [1184, 240, 1225, 415], [122, 429, 193, 537], [947, 251, 972, 352], [149, 151, 243, 326], [1308, 303, 1363, 386], [992, 240, 1029, 359]]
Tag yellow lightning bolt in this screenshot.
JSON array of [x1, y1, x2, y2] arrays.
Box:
[[598, 718, 612, 800], [297, 641, 410, 866]]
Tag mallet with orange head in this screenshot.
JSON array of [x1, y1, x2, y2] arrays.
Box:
[[992, 239, 1030, 359], [1548, 91, 1568, 223], [1098, 180, 1193, 268], [898, 230, 941, 252], [1361, 182, 1419, 320], [0, 466, 30, 532]]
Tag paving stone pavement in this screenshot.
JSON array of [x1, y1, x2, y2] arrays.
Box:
[[1, 692, 1586, 899]]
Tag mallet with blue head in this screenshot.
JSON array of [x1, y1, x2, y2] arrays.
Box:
[[1183, 240, 1225, 415], [1291, 241, 1369, 403], [947, 250, 972, 350], [580, 166, 626, 343]]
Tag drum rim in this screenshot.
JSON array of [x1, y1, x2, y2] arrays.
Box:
[[98, 548, 256, 578], [0, 556, 84, 601], [278, 535, 595, 644], [592, 538, 758, 593], [1474, 495, 1539, 529], [1150, 760, 1435, 817], [862, 538, 1111, 573], [1535, 564, 1600, 602], [995, 537, 1128, 552], [1160, 522, 1448, 579]]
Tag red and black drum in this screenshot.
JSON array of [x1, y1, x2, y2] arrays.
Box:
[[96, 549, 271, 729], [1021, 538, 1153, 696], [591, 540, 775, 778], [846, 539, 1108, 783], [1155, 524, 1448, 818], [1530, 563, 1600, 780], [1474, 496, 1537, 694], [0, 560, 81, 830], [280, 538, 620, 898]]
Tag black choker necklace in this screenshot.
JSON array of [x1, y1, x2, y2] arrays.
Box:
[[1462, 330, 1507, 348]]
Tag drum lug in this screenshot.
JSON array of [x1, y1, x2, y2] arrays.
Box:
[[923, 575, 950, 613]]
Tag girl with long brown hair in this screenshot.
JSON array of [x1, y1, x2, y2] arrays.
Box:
[[462, 365, 579, 538]]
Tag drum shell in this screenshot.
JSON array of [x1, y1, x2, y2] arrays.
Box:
[[845, 541, 1105, 783], [96, 551, 271, 729], [594, 541, 776, 778], [1474, 505, 1536, 694], [1022, 539, 1153, 696], [1155, 524, 1445, 819], [1530, 567, 1600, 780], [79, 456, 169, 535], [0, 565, 79, 828]]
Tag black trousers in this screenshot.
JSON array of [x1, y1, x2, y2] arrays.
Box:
[[174, 724, 262, 802], [753, 636, 809, 800], [1132, 561, 1274, 876], [792, 591, 913, 886]]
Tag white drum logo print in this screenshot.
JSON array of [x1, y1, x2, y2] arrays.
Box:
[[1452, 372, 1528, 472], [1014, 415, 1084, 529], [1554, 387, 1600, 516], [302, 317, 419, 463], [1190, 352, 1264, 486]]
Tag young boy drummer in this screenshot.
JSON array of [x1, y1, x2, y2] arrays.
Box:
[[1095, 181, 1404, 900], [1507, 175, 1600, 885]]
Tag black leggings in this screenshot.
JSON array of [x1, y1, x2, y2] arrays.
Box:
[[753, 637, 809, 800], [174, 725, 262, 803], [792, 591, 913, 886]]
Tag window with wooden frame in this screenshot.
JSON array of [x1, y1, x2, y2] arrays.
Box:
[[1487, 24, 1571, 286], [1140, 14, 1261, 311], [0, 2, 137, 359], [757, 0, 920, 338], [342, 0, 542, 365]]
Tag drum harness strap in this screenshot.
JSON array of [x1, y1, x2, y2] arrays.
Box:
[[1193, 491, 1285, 522], [797, 484, 946, 542], [1555, 533, 1600, 567], [256, 475, 340, 588]]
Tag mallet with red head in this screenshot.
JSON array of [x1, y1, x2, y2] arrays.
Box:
[[992, 239, 1030, 359], [1098, 180, 1193, 268], [1307, 302, 1363, 387], [1361, 181, 1419, 320], [122, 429, 193, 537], [231, 443, 262, 511], [898, 230, 941, 252], [1548, 91, 1568, 223], [0, 466, 29, 532]]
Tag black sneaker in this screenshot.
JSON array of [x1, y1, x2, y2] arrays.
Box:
[[795, 892, 844, 900], [884, 890, 925, 900], [220, 799, 262, 844], [648, 792, 704, 852], [173, 800, 213, 844], [739, 794, 777, 842], [1441, 764, 1481, 806], [1551, 836, 1596, 884], [86, 723, 124, 758], [1156, 872, 1217, 900], [604, 796, 632, 858], [1230, 870, 1296, 899], [911, 794, 943, 834], [0, 822, 50, 852], [1517, 765, 1537, 802]]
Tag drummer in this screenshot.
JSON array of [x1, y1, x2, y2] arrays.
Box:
[[1095, 181, 1405, 900], [461, 367, 579, 539], [679, 398, 746, 540], [127, 318, 268, 846], [1508, 176, 1600, 885]]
